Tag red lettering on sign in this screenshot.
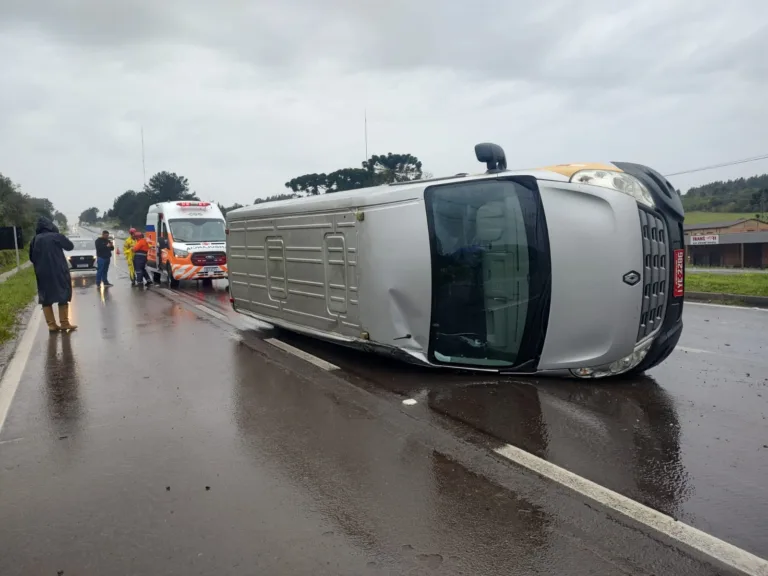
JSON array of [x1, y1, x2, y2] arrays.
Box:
[[673, 249, 685, 297]]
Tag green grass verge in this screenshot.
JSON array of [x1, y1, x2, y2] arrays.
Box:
[[686, 273, 768, 297], [683, 211, 765, 225], [0, 247, 29, 275], [0, 265, 37, 344]]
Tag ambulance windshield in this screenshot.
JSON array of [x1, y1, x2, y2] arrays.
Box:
[[168, 218, 226, 243]]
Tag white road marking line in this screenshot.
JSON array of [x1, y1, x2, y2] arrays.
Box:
[[676, 346, 710, 354], [493, 443, 768, 576], [687, 301, 768, 312], [194, 304, 228, 322], [265, 338, 339, 371], [402, 399, 418, 406], [0, 307, 42, 433], [675, 345, 768, 367]]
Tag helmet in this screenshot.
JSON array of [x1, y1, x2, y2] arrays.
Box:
[[129, 228, 137, 234]]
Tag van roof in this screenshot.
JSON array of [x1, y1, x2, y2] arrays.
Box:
[[148, 201, 223, 217], [228, 161, 626, 220]]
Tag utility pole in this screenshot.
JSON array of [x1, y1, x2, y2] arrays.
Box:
[[364, 109, 368, 161], [141, 125, 147, 186], [12, 225, 20, 272]]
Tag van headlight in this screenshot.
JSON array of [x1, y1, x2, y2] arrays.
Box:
[[570, 169, 654, 208], [569, 337, 655, 379], [173, 248, 189, 258]]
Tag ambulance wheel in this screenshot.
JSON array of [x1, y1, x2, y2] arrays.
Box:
[[167, 264, 180, 288], [152, 271, 161, 283]]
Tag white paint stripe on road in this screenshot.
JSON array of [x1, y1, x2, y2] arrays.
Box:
[[675, 345, 768, 367], [494, 443, 768, 576], [0, 307, 42, 433], [265, 338, 339, 371], [676, 346, 711, 354], [194, 304, 228, 322], [687, 301, 768, 312]]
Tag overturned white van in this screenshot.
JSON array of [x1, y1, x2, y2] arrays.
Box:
[[226, 144, 685, 378]]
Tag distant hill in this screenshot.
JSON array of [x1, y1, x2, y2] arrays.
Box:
[[682, 173, 768, 215], [683, 211, 764, 225]]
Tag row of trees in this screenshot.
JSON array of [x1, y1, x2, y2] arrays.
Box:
[[0, 172, 67, 244], [682, 174, 768, 215], [83, 171, 198, 229], [92, 152, 428, 226]]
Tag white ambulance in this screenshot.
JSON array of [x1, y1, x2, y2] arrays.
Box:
[[145, 201, 227, 287]]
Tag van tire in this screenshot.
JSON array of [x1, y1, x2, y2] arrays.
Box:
[[167, 264, 180, 288], [152, 270, 161, 283]]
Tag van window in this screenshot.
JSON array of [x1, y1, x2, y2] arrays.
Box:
[[425, 178, 550, 368], [168, 218, 226, 243]]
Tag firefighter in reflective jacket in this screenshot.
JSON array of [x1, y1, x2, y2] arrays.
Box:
[[124, 228, 137, 286], [131, 231, 153, 287]]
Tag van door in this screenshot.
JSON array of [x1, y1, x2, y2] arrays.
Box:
[[159, 221, 170, 269], [425, 178, 550, 369]]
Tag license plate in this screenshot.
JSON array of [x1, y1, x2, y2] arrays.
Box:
[[76, 263, 89, 268], [203, 266, 219, 273], [673, 249, 685, 297]]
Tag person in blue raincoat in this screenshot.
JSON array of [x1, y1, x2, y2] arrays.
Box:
[[29, 217, 78, 332]]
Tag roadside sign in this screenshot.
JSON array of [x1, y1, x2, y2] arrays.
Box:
[[689, 234, 719, 245], [0, 226, 23, 251]]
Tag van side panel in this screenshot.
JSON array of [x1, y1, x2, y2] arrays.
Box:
[[146, 206, 158, 267], [357, 199, 432, 362], [228, 209, 361, 338]]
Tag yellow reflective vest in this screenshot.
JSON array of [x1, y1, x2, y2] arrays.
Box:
[[124, 236, 137, 262]]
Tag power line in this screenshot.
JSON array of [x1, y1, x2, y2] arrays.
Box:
[[665, 153, 768, 177]]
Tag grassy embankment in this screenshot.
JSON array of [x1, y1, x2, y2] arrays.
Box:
[[686, 273, 768, 297], [0, 265, 37, 344], [0, 247, 29, 275]]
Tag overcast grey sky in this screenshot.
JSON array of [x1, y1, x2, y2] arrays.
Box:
[[1, 0, 767, 219]]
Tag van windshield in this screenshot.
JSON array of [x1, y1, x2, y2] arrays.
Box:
[[168, 218, 226, 243], [425, 178, 550, 369]]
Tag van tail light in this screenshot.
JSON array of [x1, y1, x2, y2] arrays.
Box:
[[225, 228, 229, 235]]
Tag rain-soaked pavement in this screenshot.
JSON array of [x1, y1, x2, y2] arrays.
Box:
[[0, 256, 766, 575]]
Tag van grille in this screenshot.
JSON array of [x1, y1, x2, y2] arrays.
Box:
[[637, 208, 668, 341]]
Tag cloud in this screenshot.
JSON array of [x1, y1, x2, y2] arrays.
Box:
[[1, 0, 767, 217]]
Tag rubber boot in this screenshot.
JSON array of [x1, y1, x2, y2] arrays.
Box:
[[42, 306, 60, 333], [58, 303, 78, 331]]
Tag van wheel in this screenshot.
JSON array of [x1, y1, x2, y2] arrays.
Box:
[[167, 264, 180, 288], [152, 270, 161, 283]]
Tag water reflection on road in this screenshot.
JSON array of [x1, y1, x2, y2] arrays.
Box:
[[175, 277, 768, 558]]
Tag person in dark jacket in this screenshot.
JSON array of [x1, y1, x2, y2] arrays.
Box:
[[94, 230, 114, 287], [28, 217, 78, 332]]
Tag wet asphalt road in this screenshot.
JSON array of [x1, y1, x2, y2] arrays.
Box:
[[0, 258, 765, 575]]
